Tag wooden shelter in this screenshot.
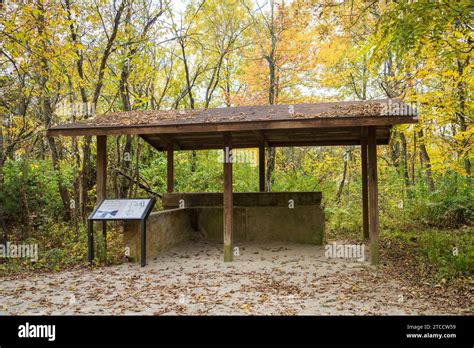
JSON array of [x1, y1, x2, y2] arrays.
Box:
[[47, 98, 418, 265]]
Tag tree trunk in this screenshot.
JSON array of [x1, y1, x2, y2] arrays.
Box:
[[45, 117, 72, 221], [71, 0, 126, 220], [36, 2, 71, 221], [456, 57, 471, 184], [0, 121, 3, 185], [265, 147, 276, 192], [417, 129, 435, 192], [0, 123, 7, 244], [399, 131, 411, 195], [264, 52, 277, 191], [119, 55, 133, 197], [336, 152, 348, 202], [80, 139, 92, 220], [20, 158, 32, 239], [120, 135, 133, 197]]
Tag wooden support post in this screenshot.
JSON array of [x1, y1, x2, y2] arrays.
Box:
[[96, 135, 107, 262], [259, 145, 265, 192], [223, 132, 233, 262], [361, 130, 369, 242], [140, 220, 146, 267], [167, 146, 174, 193], [96, 135, 107, 202], [367, 126, 379, 265]]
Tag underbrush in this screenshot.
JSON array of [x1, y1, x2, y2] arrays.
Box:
[[327, 224, 473, 284], [381, 227, 473, 284], [0, 221, 126, 277]]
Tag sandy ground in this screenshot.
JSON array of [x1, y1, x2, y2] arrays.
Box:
[[0, 240, 468, 315]]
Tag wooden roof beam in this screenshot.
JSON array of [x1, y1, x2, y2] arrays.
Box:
[[156, 134, 182, 150], [142, 134, 182, 151], [46, 116, 417, 138], [252, 130, 269, 147]]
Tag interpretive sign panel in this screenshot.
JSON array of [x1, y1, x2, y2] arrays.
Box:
[[91, 199, 153, 220], [88, 198, 156, 267]]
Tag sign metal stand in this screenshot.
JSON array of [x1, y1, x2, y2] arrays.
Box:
[[87, 198, 156, 267]]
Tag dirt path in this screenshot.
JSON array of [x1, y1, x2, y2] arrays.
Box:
[[0, 241, 469, 315]]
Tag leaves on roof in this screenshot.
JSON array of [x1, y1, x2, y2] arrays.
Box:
[[59, 99, 413, 128]]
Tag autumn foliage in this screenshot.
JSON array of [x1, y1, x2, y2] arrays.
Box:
[[0, 1, 472, 281]]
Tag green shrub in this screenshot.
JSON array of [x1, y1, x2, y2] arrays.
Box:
[[0, 220, 126, 276], [384, 227, 473, 281]]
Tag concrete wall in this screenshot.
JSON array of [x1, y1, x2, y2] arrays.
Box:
[[162, 192, 323, 209], [124, 192, 325, 262], [123, 208, 192, 263], [166, 192, 324, 244], [190, 206, 324, 244]]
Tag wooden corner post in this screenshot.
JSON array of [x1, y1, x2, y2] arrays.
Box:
[[367, 127, 379, 265], [361, 127, 369, 242], [223, 132, 233, 262], [259, 144, 265, 192], [167, 146, 174, 193], [96, 135, 107, 202], [96, 135, 107, 261]]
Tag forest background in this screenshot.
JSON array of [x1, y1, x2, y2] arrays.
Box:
[[0, 0, 472, 288]]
